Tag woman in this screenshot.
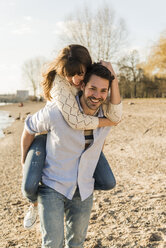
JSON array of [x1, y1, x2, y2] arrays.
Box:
[[21, 44, 122, 229]]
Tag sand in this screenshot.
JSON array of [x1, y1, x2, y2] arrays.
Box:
[[0, 99, 165, 248]]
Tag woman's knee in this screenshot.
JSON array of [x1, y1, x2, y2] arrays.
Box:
[[22, 180, 38, 196], [104, 177, 116, 190]]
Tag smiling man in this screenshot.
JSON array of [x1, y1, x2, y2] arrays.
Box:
[[21, 63, 116, 248], [80, 65, 111, 114]]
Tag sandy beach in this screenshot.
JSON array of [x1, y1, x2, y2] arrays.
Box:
[[0, 99, 166, 248]]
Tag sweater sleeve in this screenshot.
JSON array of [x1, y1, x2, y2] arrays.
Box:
[[50, 75, 99, 130], [102, 100, 122, 123]]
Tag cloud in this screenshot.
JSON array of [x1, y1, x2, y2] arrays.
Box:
[[24, 16, 33, 22], [10, 17, 34, 35], [5, 15, 34, 35], [52, 21, 68, 35], [0, 64, 8, 72], [11, 24, 33, 35], [0, 63, 22, 94], [9, 0, 16, 6], [0, 63, 20, 73]]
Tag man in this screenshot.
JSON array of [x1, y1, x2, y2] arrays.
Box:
[[21, 63, 118, 248]]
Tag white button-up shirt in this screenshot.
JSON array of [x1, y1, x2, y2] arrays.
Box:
[[25, 95, 111, 201]]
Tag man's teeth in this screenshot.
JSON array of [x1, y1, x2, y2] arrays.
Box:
[[91, 99, 99, 103]]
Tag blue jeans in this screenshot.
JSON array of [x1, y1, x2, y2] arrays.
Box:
[[94, 152, 116, 190], [38, 185, 93, 248], [22, 134, 116, 203]]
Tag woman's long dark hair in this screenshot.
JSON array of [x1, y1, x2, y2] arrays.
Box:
[[42, 44, 92, 100]]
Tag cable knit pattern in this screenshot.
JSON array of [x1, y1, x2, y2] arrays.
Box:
[[50, 75, 122, 130], [102, 100, 122, 123], [50, 75, 99, 130]]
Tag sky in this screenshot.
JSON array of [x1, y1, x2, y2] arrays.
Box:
[[0, 0, 166, 94]]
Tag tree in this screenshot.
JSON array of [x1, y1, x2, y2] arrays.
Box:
[[142, 31, 166, 77], [118, 50, 143, 98], [57, 3, 127, 63], [139, 31, 166, 98], [22, 57, 47, 97]]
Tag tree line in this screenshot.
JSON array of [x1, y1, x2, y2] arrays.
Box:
[[22, 4, 166, 99]]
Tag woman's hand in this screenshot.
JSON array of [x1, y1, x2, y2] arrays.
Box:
[[98, 117, 120, 127]]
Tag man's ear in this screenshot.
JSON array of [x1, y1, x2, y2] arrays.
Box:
[[81, 82, 85, 91]]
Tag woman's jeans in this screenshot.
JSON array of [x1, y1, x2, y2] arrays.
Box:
[[38, 185, 93, 248], [22, 134, 116, 203]]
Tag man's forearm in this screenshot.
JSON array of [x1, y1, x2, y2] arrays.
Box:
[[110, 76, 121, 104], [100, 60, 121, 105], [21, 129, 35, 165]]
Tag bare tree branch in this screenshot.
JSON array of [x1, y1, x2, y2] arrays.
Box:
[[22, 57, 47, 97], [57, 3, 128, 63]]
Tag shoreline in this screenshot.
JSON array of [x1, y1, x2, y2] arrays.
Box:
[[0, 101, 45, 138], [0, 99, 166, 248], [0, 110, 14, 138]]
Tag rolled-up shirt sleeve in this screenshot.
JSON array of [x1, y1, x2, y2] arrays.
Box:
[[25, 106, 51, 134]]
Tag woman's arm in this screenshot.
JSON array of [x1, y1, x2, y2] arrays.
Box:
[[98, 117, 120, 127], [51, 75, 120, 130], [51, 76, 99, 130]]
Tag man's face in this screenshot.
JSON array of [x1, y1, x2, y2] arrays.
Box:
[[80, 74, 109, 115]]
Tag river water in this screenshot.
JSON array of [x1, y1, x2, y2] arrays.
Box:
[[0, 103, 14, 138]]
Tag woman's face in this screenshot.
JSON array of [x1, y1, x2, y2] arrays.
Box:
[[66, 66, 86, 88]]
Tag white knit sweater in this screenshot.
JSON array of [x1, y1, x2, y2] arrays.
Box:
[[50, 75, 122, 130]]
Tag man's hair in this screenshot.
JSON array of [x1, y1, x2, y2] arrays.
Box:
[[83, 63, 115, 88]]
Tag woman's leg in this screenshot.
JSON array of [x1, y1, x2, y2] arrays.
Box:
[[22, 134, 47, 203], [94, 151, 116, 190]]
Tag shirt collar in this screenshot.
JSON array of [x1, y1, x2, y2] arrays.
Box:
[[76, 94, 104, 118]]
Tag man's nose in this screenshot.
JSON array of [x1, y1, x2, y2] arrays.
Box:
[[93, 91, 100, 99]]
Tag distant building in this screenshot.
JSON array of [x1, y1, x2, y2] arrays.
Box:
[[16, 90, 29, 100]]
